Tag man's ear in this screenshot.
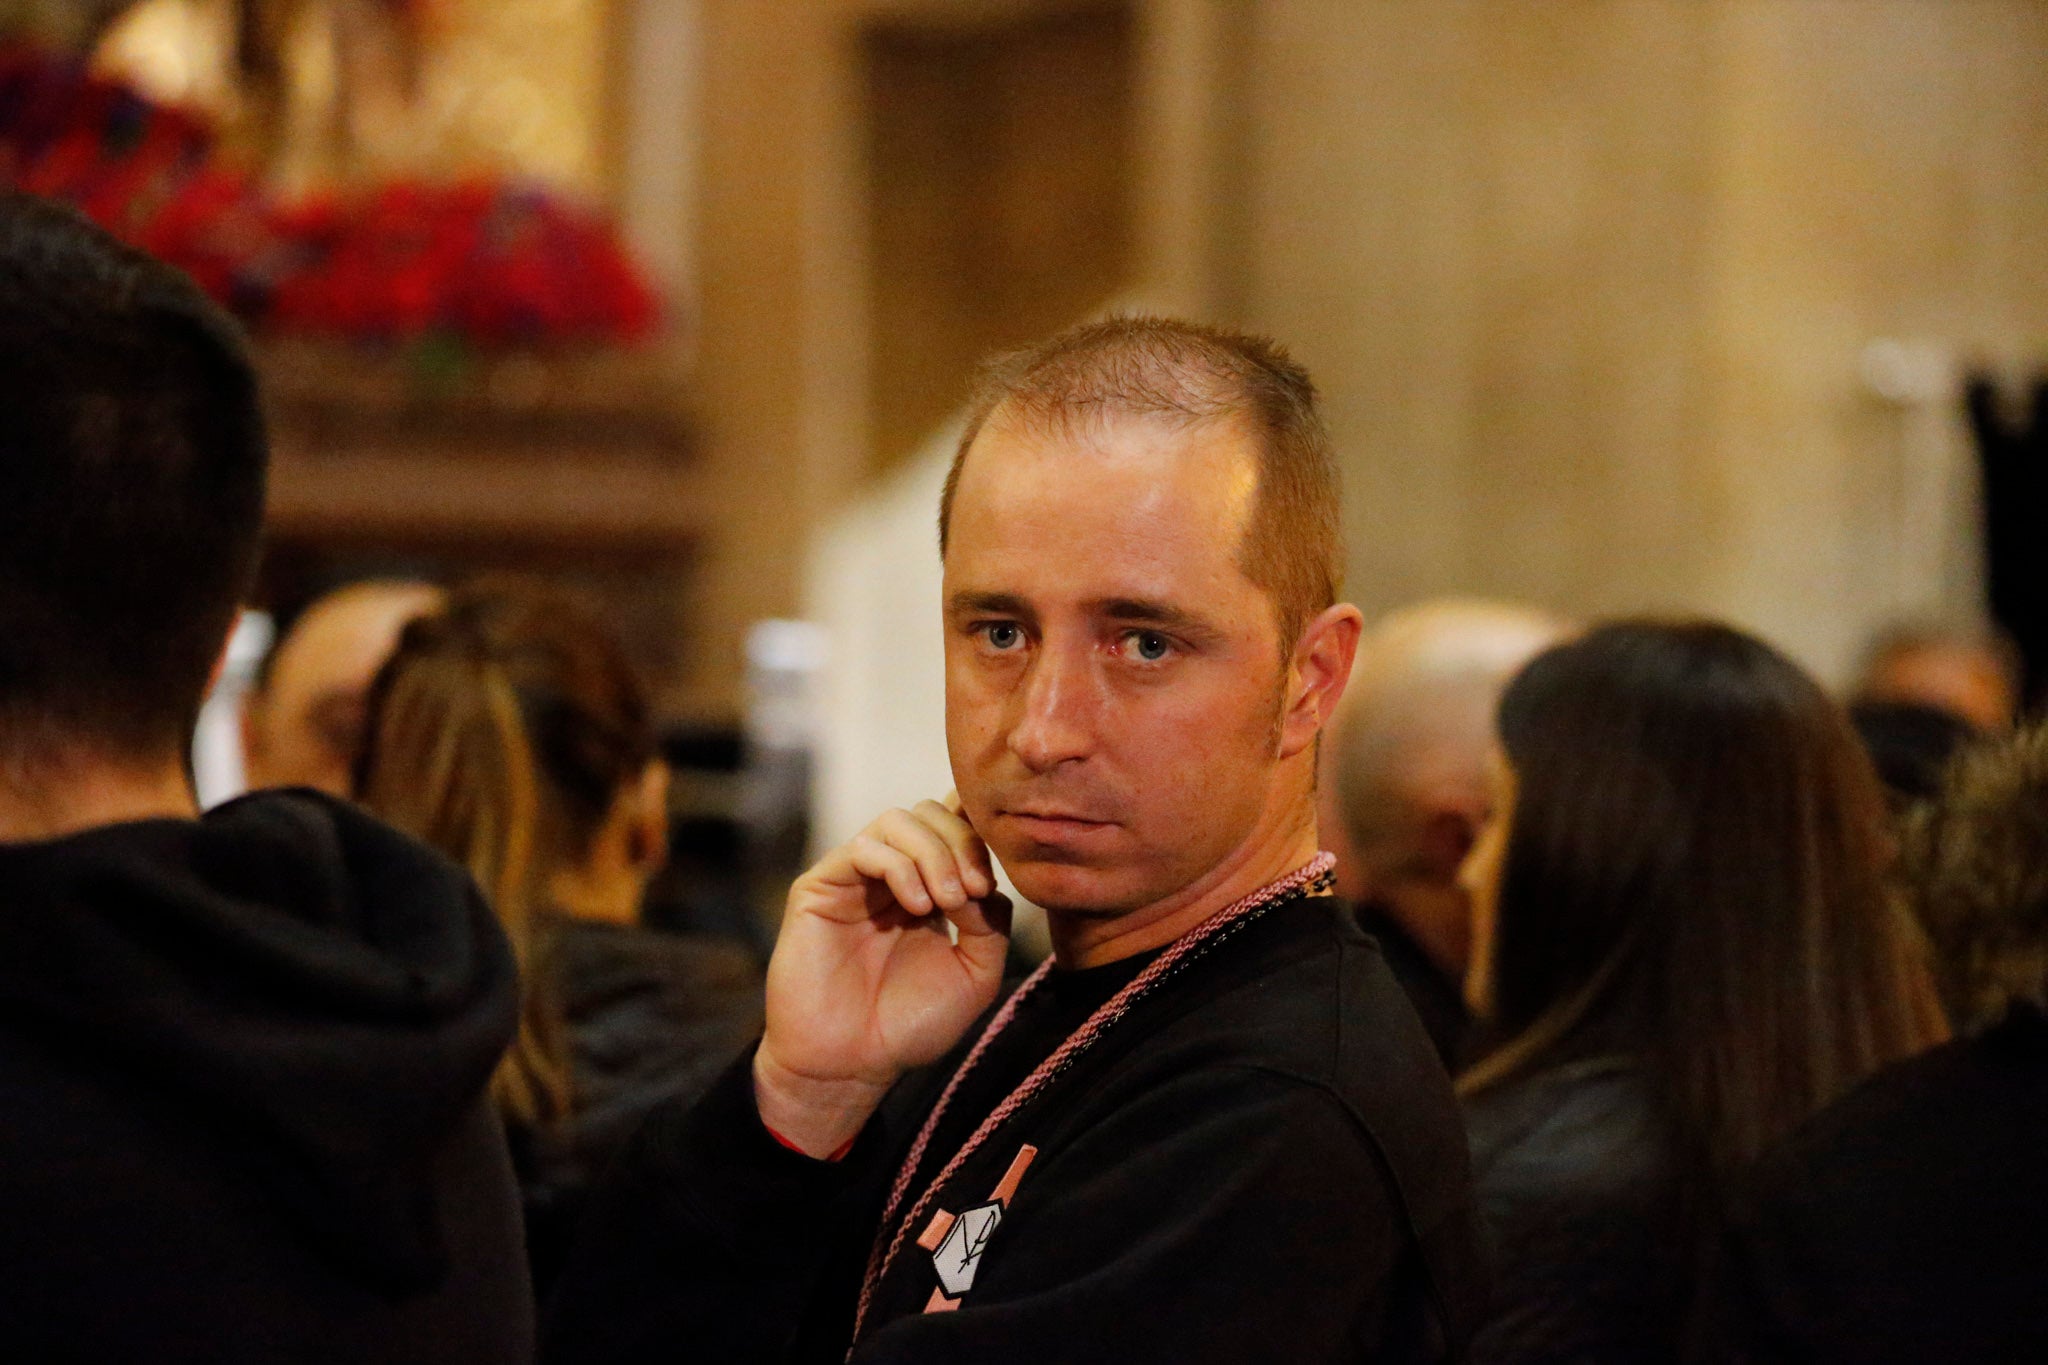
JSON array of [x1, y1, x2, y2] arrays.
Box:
[[1414, 806, 1479, 881], [206, 630, 234, 698], [233, 635, 267, 768], [1279, 603, 1364, 760], [625, 760, 671, 872]]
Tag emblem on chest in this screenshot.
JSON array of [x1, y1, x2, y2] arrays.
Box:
[[915, 1144, 1038, 1313], [929, 1200, 1003, 1296]]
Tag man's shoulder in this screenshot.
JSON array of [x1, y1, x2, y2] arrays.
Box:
[[1084, 897, 1472, 1218], [1135, 896, 1448, 1092]]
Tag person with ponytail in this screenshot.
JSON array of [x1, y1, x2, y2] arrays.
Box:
[[1454, 620, 1948, 1363], [356, 577, 763, 1289]]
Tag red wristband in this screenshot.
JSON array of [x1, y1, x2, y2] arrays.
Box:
[[764, 1121, 857, 1163]]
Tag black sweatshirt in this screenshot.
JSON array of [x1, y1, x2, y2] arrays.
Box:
[[1728, 1007, 2048, 1363], [544, 895, 1487, 1364], [0, 790, 534, 1363]]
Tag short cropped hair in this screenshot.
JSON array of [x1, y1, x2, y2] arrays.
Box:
[[1905, 721, 2048, 1030], [0, 193, 268, 760], [937, 315, 1342, 650]]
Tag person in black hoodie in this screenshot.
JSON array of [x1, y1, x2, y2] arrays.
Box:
[[544, 317, 1486, 1364], [0, 192, 532, 1363]]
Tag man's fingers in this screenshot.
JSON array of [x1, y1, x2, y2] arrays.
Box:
[[846, 835, 938, 917], [948, 891, 1013, 976], [871, 808, 978, 911], [802, 800, 999, 924], [911, 798, 994, 899], [946, 888, 1012, 942]]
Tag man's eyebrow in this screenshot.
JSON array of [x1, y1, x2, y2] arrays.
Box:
[[947, 590, 1033, 619], [1094, 598, 1220, 638]]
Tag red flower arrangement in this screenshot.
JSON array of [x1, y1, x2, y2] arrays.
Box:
[[0, 41, 661, 349]]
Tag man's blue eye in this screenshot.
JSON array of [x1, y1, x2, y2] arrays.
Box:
[[986, 623, 1023, 650], [1132, 631, 1170, 661]]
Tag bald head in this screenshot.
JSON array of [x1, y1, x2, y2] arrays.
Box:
[[242, 580, 445, 795], [1320, 600, 1569, 970]]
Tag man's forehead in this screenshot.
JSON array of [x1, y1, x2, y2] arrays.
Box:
[[944, 408, 1267, 623], [953, 406, 1258, 525]]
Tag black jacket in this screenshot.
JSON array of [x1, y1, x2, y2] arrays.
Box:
[[544, 895, 1487, 1364], [1463, 1058, 1686, 1364], [0, 790, 533, 1363], [520, 917, 764, 1290], [1728, 1008, 2048, 1364]]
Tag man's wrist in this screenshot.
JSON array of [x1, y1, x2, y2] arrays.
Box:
[[752, 1045, 891, 1160]]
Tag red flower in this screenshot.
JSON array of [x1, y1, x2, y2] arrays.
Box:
[[2, 43, 664, 348]]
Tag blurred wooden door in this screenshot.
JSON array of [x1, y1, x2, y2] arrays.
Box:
[[862, 3, 1136, 474]]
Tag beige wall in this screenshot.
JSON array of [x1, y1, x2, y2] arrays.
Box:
[[1229, 0, 2048, 682], [1703, 0, 2048, 675], [681, 0, 870, 719]]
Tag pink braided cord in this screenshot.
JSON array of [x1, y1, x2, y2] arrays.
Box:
[[846, 852, 1337, 1351]]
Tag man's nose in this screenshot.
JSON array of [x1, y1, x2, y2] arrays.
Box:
[[1006, 641, 1097, 773]]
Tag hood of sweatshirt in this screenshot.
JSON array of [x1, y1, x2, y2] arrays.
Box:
[[0, 788, 518, 1291]]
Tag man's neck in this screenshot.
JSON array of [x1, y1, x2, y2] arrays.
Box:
[[0, 751, 200, 844], [1046, 811, 1321, 970]]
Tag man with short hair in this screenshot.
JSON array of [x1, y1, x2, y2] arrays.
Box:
[[0, 193, 532, 1362], [1319, 600, 1569, 1062], [242, 578, 447, 796], [547, 317, 1485, 1363]]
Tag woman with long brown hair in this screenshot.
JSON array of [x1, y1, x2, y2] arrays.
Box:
[[355, 577, 762, 1287], [1456, 620, 1947, 1363]]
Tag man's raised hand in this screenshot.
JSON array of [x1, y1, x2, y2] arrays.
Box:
[[753, 798, 1012, 1157]]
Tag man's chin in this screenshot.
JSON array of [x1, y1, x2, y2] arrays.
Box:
[[997, 855, 1144, 919]]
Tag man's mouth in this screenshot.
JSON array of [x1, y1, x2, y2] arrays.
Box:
[[1000, 808, 1117, 837]]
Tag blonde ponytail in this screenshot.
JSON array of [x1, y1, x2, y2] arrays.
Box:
[[356, 622, 573, 1129]]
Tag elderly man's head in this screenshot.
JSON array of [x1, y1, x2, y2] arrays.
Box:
[[242, 580, 444, 795], [1319, 600, 1569, 977], [940, 316, 1360, 919]]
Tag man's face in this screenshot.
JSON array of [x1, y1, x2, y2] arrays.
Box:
[[242, 584, 442, 796], [943, 409, 1291, 916]]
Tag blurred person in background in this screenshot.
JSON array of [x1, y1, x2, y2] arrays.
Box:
[[1456, 621, 1947, 1364], [0, 193, 531, 1361], [1847, 698, 1978, 815], [1853, 620, 2022, 734], [242, 577, 445, 795], [1729, 721, 2048, 1364], [1318, 599, 1569, 1064], [355, 577, 764, 1293]]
